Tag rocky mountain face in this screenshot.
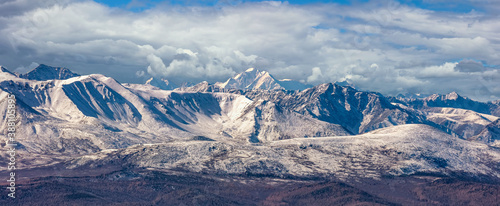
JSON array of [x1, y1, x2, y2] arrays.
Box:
[[19, 64, 80, 80], [0, 66, 351, 154], [1, 65, 500, 204], [396, 92, 499, 116], [472, 119, 500, 143], [391, 92, 500, 144], [1, 65, 498, 151], [243, 83, 429, 134]]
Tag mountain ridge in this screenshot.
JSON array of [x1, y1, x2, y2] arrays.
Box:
[[1, 64, 498, 146], [19, 64, 80, 81], [1, 64, 500, 205], [214, 68, 310, 91]]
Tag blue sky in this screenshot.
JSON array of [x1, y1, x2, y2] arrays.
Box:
[[93, 0, 364, 12], [1, 0, 499, 101], [94, 0, 478, 13], [94, 0, 358, 6]]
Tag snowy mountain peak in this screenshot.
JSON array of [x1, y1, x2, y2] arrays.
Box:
[[215, 68, 282, 90], [445, 91, 460, 100], [425, 92, 465, 101], [214, 68, 310, 91], [145, 77, 177, 90], [333, 80, 358, 90], [312, 83, 361, 98], [20, 64, 80, 80]]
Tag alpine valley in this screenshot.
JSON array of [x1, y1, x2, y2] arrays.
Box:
[[1, 64, 500, 205]]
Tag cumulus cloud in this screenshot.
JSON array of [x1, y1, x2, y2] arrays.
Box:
[[146, 54, 168, 77], [307, 67, 323, 83], [0, 0, 499, 100]]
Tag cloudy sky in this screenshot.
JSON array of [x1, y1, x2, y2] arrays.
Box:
[[0, 0, 499, 101]]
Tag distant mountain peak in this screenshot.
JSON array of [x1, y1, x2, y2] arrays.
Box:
[[145, 77, 177, 90], [20, 64, 79, 81], [425, 92, 465, 101], [215, 68, 310, 91], [215, 68, 280, 90], [445, 91, 460, 100], [0, 66, 16, 77], [314, 82, 357, 95], [395, 93, 430, 100], [333, 80, 358, 90]]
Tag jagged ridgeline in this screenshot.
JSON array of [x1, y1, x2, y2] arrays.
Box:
[[0, 65, 500, 205], [2, 65, 498, 146]]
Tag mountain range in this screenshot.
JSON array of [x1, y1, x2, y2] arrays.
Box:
[[1, 64, 500, 205]]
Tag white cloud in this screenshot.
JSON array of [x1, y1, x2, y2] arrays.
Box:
[[146, 54, 167, 77], [0, 0, 499, 100], [307, 67, 323, 83], [418, 62, 460, 78]]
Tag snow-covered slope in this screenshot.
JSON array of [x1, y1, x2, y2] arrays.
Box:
[[389, 91, 500, 144], [175, 81, 225, 93], [1, 64, 500, 186], [424, 107, 499, 141], [128, 85, 350, 143], [0, 66, 351, 156], [0, 66, 17, 77], [0, 72, 193, 155], [2, 65, 499, 149], [66, 124, 500, 181], [473, 119, 500, 146]]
